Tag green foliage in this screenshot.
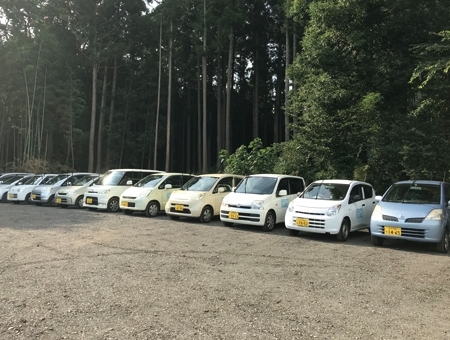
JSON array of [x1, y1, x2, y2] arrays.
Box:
[[219, 138, 281, 175]]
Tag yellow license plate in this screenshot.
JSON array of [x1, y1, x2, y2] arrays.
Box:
[[228, 211, 239, 219], [385, 226, 401, 236], [31, 194, 36, 199], [56, 198, 61, 203], [296, 218, 309, 227], [175, 204, 184, 211], [8, 193, 13, 198], [86, 198, 92, 204], [121, 201, 128, 207]]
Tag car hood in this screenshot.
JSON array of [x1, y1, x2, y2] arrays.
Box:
[[292, 198, 344, 209], [378, 201, 441, 218], [222, 192, 270, 204], [9, 185, 36, 192], [121, 187, 153, 197], [58, 185, 85, 194], [170, 190, 209, 200]]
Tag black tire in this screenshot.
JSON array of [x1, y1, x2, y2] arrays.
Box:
[[75, 196, 84, 209], [436, 228, 449, 253], [288, 229, 300, 236], [169, 215, 180, 220], [336, 219, 350, 241], [25, 193, 32, 205], [107, 197, 120, 212], [145, 201, 160, 217], [123, 209, 133, 215], [262, 211, 276, 232], [371, 235, 384, 246], [223, 221, 234, 227], [199, 206, 213, 223], [49, 195, 58, 207], [1, 192, 7, 202]]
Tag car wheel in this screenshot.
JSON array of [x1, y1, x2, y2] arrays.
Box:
[[262, 211, 276, 232], [75, 196, 84, 209], [199, 206, 213, 223], [336, 219, 350, 242], [223, 221, 234, 227], [25, 193, 32, 204], [169, 215, 180, 221], [371, 235, 384, 246], [123, 209, 133, 215], [107, 197, 120, 212], [49, 195, 58, 207], [436, 228, 449, 253], [288, 229, 300, 236], [145, 201, 160, 217], [1, 192, 7, 202]]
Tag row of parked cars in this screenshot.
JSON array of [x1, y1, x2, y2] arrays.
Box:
[[1, 170, 449, 253]]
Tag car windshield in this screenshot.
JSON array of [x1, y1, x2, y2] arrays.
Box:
[[382, 183, 441, 204], [235, 176, 277, 195], [0, 176, 23, 184], [135, 174, 165, 188], [301, 182, 350, 201], [44, 174, 69, 185], [40, 175, 55, 184], [96, 171, 125, 186], [181, 176, 217, 191], [21, 175, 41, 185], [72, 176, 97, 186]]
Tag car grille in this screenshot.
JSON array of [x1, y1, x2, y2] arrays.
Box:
[[383, 215, 398, 222], [60, 198, 68, 203], [85, 196, 98, 205], [382, 226, 425, 238], [59, 193, 67, 196], [405, 218, 424, 223], [295, 210, 325, 216], [382, 215, 424, 223], [122, 196, 137, 200], [168, 204, 190, 214], [10, 194, 17, 198], [227, 204, 252, 209], [220, 210, 261, 223]]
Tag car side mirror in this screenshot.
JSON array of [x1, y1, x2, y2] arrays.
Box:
[[218, 187, 225, 193], [67, 182, 72, 186], [278, 189, 287, 196], [375, 195, 382, 202], [165, 184, 172, 189], [126, 180, 133, 185]]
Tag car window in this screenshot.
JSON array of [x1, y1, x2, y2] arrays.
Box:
[[383, 183, 440, 204], [362, 185, 373, 199], [183, 176, 217, 191], [302, 183, 349, 201], [289, 178, 304, 195], [161, 175, 188, 189], [277, 178, 289, 195], [349, 185, 363, 203], [214, 177, 234, 193], [444, 184, 450, 204], [235, 177, 277, 195]]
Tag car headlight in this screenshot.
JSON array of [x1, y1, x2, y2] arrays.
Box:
[[371, 205, 382, 219], [326, 204, 341, 216], [425, 209, 442, 221], [17, 188, 25, 192], [139, 189, 152, 197], [97, 190, 110, 194], [66, 191, 74, 195], [192, 194, 205, 200], [288, 202, 294, 212], [41, 187, 50, 192], [251, 200, 264, 210]]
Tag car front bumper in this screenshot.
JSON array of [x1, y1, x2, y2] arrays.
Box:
[[370, 218, 444, 243]]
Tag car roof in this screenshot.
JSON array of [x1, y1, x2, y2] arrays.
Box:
[[106, 169, 165, 172], [249, 174, 304, 179], [393, 180, 445, 185], [198, 173, 244, 178], [311, 179, 371, 185]]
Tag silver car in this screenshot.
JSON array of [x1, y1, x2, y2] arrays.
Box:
[[55, 175, 99, 208], [370, 180, 449, 253], [0, 174, 34, 202], [8, 174, 57, 204]]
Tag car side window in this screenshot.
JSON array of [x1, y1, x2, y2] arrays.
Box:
[[162, 175, 182, 189], [362, 185, 373, 199], [277, 178, 289, 196], [289, 178, 304, 195], [444, 184, 450, 205], [349, 185, 363, 203], [214, 177, 233, 193]]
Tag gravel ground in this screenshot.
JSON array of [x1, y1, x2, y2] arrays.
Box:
[[1, 203, 450, 340]]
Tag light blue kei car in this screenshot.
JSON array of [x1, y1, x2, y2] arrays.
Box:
[[370, 180, 450, 253]]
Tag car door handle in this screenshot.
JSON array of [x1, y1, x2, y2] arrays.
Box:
[[362, 204, 366, 207]]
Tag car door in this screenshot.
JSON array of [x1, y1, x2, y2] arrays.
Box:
[[348, 184, 365, 229], [213, 177, 234, 213], [160, 175, 184, 207], [362, 184, 376, 226]]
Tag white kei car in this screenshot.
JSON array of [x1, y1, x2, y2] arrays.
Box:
[[8, 174, 56, 204], [120, 173, 194, 216], [55, 175, 100, 208], [285, 180, 377, 241]]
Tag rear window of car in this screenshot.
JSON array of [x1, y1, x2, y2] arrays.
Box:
[[383, 183, 440, 204]]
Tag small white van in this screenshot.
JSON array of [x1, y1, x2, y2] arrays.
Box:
[[83, 169, 164, 212], [220, 174, 305, 231]]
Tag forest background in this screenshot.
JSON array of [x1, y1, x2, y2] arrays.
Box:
[[0, 0, 449, 193]]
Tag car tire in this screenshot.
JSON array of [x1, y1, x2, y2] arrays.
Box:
[[262, 211, 276, 232], [123, 209, 133, 215], [49, 195, 58, 207], [436, 228, 449, 253], [145, 201, 160, 217], [25, 193, 32, 204], [288, 229, 300, 236], [223, 221, 234, 227], [169, 215, 180, 221], [371, 235, 384, 246], [336, 219, 350, 242], [1, 192, 7, 202], [107, 197, 120, 212], [199, 206, 213, 223], [75, 196, 84, 209]]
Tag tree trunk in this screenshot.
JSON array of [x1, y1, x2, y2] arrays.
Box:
[[197, 58, 202, 172], [202, 0, 208, 173], [88, 37, 98, 172], [216, 47, 222, 164], [96, 65, 108, 173], [225, 26, 234, 153], [154, 14, 163, 170], [106, 55, 118, 170], [165, 19, 173, 172], [252, 47, 259, 139], [284, 19, 290, 142]]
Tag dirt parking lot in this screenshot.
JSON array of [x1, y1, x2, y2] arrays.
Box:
[[1, 203, 450, 340]]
